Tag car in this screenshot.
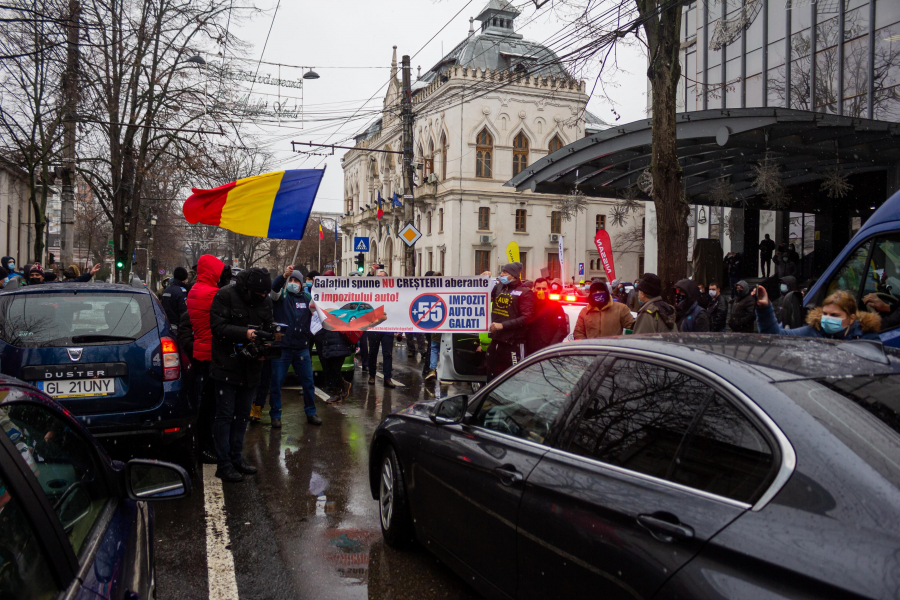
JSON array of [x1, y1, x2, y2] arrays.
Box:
[[327, 302, 374, 323], [808, 187, 900, 347], [0, 282, 194, 467], [370, 334, 900, 600], [0, 375, 190, 600]]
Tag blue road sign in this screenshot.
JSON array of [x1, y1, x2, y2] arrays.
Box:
[[579, 262, 585, 276], [353, 237, 370, 252]]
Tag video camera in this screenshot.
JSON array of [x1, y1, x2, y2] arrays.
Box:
[[235, 323, 285, 360]]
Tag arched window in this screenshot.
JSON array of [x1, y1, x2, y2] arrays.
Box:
[[475, 129, 493, 178], [512, 132, 529, 177], [548, 135, 564, 154], [440, 133, 448, 180]]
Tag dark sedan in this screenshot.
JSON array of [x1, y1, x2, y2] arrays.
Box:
[[369, 334, 900, 600]]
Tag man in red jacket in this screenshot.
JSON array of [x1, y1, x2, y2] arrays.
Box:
[[186, 254, 229, 463]]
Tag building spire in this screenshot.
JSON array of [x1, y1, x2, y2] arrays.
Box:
[[468, 16, 474, 35], [391, 46, 397, 79]]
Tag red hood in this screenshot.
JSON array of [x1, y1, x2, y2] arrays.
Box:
[[196, 255, 225, 287]]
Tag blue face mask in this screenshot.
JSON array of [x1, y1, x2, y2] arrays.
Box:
[[7, 263, 14, 271], [304, 281, 312, 289], [499, 276, 511, 285], [820, 315, 845, 334], [286, 282, 300, 294], [780, 284, 788, 293]]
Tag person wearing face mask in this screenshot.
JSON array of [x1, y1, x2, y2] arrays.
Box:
[[262, 266, 320, 429], [574, 280, 635, 340], [755, 287, 881, 340], [486, 262, 534, 381], [526, 278, 569, 353], [778, 276, 804, 329], [706, 283, 728, 332], [673, 279, 711, 332], [728, 280, 758, 333], [632, 273, 676, 334], [775, 249, 797, 279], [209, 267, 275, 482], [1, 257, 22, 284], [626, 279, 642, 311]]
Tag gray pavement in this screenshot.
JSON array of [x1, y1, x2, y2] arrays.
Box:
[[153, 345, 482, 600]]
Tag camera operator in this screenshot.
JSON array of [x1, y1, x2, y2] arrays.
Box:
[[209, 267, 275, 483]]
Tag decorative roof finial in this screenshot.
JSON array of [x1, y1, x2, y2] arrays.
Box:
[[469, 16, 475, 34], [391, 45, 397, 79]]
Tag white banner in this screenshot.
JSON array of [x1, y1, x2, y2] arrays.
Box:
[[311, 276, 494, 333], [558, 235, 564, 271]]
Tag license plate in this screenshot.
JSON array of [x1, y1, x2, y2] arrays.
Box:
[[38, 378, 115, 398]]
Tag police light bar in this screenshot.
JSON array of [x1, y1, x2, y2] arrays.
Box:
[[549, 294, 561, 301], [565, 295, 577, 302]]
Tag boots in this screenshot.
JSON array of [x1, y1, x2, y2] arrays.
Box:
[[249, 405, 262, 423], [342, 379, 352, 399]]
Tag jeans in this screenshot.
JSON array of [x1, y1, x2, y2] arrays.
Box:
[[213, 380, 255, 468], [270, 348, 316, 418], [367, 332, 393, 380], [253, 359, 272, 409], [429, 340, 440, 370]]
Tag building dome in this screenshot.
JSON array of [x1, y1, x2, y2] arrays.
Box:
[[418, 0, 570, 85]]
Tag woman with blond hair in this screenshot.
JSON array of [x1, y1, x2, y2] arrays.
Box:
[[754, 286, 881, 341]]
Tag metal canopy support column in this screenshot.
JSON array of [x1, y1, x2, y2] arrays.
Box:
[[810, 0, 817, 111], [785, 1, 792, 109]]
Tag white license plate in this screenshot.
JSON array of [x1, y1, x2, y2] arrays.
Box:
[[41, 378, 115, 398]]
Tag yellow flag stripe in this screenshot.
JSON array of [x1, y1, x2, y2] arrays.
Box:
[[219, 171, 284, 237]]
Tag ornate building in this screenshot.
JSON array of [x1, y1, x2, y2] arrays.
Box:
[[340, 1, 641, 282]]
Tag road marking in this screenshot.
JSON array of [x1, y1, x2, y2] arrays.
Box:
[[203, 464, 239, 600], [314, 387, 330, 401], [374, 372, 405, 387]]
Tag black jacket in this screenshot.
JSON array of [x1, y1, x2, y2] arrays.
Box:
[[270, 274, 312, 351], [490, 279, 535, 345], [161, 279, 188, 326], [674, 279, 711, 333], [526, 299, 568, 355], [707, 294, 728, 331], [177, 311, 194, 361], [729, 294, 758, 333], [759, 238, 775, 259], [315, 329, 351, 360], [209, 270, 274, 387]]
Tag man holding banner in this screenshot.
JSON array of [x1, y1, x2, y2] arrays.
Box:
[[486, 262, 534, 381]]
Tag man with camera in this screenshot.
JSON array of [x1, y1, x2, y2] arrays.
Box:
[[209, 267, 276, 482]]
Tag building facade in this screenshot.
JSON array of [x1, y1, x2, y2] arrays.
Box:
[[0, 162, 38, 265], [340, 1, 642, 283]]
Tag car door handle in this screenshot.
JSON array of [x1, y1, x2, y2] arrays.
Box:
[[493, 466, 524, 485], [636, 513, 694, 542]]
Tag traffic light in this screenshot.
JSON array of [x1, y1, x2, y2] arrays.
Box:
[[356, 253, 365, 273], [115, 250, 126, 270]]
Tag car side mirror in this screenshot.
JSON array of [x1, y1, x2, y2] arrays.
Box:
[[125, 459, 191, 501], [430, 394, 467, 425]]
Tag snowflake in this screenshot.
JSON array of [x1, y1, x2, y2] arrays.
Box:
[[709, 177, 735, 207], [820, 167, 852, 199]]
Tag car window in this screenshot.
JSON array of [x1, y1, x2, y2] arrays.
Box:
[[567, 359, 774, 503], [824, 241, 872, 301], [0, 395, 110, 556], [0, 471, 59, 600], [0, 292, 157, 347], [861, 236, 900, 326], [473, 355, 596, 445]]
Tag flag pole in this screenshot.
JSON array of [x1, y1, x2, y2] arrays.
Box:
[[290, 239, 301, 269]]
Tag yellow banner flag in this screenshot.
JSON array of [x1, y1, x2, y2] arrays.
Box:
[[506, 241, 520, 263]]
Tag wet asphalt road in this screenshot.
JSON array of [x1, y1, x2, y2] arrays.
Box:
[[153, 345, 483, 600]]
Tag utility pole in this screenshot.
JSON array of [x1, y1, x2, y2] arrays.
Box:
[[401, 54, 415, 276], [59, 0, 80, 267]]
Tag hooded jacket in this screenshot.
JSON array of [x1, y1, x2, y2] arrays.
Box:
[[209, 268, 274, 387], [490, 278, 534, 344], [574, 292, 635, 339], [757, 303, 882, 341], [674, 279, 711, 333], [1, 257, 21, 281], [185, 255, 225, 361], [707, 292, 728, 332], [729, 281, 757, 333], [633, 296, 676, 334], [161, 278, 188, 326], [779, 276, 805, 329], [270, 273, 312, 351]]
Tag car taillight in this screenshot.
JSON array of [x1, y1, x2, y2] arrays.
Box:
[[565, 295, 576, 302], [549, 294, 561, 301], [161, 337, 180, 381]]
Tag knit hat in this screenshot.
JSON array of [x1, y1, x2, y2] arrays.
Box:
[[637, 273, 662, 298], [245, 267, 272, 294], [500, 262, 523, 279], [289, 270, 304, 282], [26, 263, 44, 277], [173, 266, 188, 281]]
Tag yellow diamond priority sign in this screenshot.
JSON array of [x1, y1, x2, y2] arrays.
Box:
[[399, 222, 422, 247]]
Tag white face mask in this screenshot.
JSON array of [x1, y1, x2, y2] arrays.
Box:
[[709, 289, 717, 298]]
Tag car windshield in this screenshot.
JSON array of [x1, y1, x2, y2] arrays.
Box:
[[0, 292, 156, 347], [775, 375, 900, 488]]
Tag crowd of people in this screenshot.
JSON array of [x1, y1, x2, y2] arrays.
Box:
[[0, 255, 103, 288]]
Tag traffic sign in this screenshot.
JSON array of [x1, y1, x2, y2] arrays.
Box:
[[158, 268, 166, 275], [107, 240, 114, 245], [579, 262, 584, 276], [399, 223, 421, 247], [410, 294, 446, 330], [353, 237, 370, 252]]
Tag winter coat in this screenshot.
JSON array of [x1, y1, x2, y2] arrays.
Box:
[[490, 279, 535, 345], [778, 277, 803, 329], [674, 279, 711, 333], [633, 296, 676, 334], [161, 278, 188, 326], [574, 300, 635, 339], [756, 303, 882, 341], [729, 293, 758, 333], [209, 269, 274, 387], [759, 238, 775, 260], [707, 295, 728, 332], [775, 256, 797, 279], [626, 289, 642, 312], [527, 299, 569, 353], [270, 274, 312, 351], [186, 255, 226, 362], [177, 310, 194, 362], [315, 329, 351, 360]]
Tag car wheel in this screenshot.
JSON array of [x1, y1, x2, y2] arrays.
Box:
[[379, 446, 413, 547]]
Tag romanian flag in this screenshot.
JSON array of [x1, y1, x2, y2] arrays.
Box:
[[183, 169, 324, 239], [376, 192, 384, 220], [318, 222, 324, 240]]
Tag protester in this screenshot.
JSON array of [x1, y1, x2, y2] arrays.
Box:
[[314, 270, 353, 403], [162, 267, 189, 327], [724, 252, 742, 296], [756, 287, 881, 340], [24, 264, 45, 284], [632, 273, 676, 334], [728, 280, 757, 333], [611, 281, 628, 304], [778, 276, 804, 329], [0, 266, 7, 289], [759, 234, 775, 277], [573, 280, 635, 339], [775, 251, 798, 279], [707, 282, 728, 332], [527, 277, 569, 353], [424, 271, 445, 382], [626, 279, 642, 311], [486, 262, 534, 381], [250, 354, 273, 425], [673, 279, 711, 332], [185, 255, 228, 464], [367, 270, 397, 387], [696, 283, 711, 309]]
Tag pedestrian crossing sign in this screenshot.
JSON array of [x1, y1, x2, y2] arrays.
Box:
[[354, 237, 370, 252]]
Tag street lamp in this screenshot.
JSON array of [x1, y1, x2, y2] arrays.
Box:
[[302, 69, 320, 80]]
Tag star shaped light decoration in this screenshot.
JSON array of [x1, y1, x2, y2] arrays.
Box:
[[820, 167, 852, 199]]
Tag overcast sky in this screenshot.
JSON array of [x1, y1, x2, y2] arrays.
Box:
[[225, 0, 648, 214]]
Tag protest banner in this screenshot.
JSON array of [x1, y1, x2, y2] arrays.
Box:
[[594, 229, 616, 281], [311, 276, 494, 333]]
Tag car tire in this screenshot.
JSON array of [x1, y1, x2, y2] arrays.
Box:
[[378, 446, 413, 547]]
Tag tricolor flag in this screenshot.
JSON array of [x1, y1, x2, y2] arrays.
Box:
[[183, 169, 323, 240], [376, 192, 384, 220], [318, 222, 324, 240]]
